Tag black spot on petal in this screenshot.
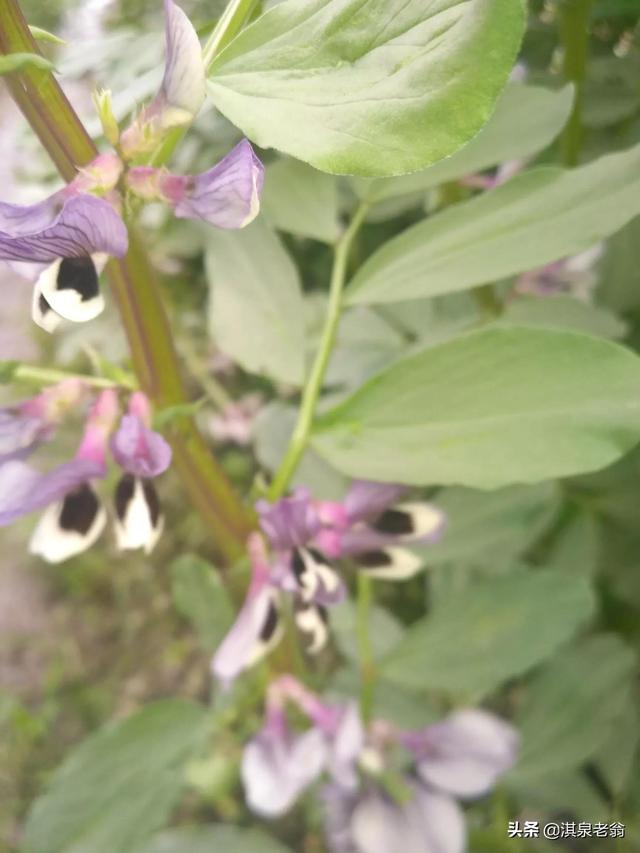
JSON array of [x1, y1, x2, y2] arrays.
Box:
[[142, 479, 161, 527], [114, 473, 135, 520], [59, 483, 99, 534], [308, 547, 331, 566], [291, 549, 307, 583], [259, 600, 279, 643], [372, 508, 414, 536], [355, 550, 392, 569], [57, 257, 99, 302]]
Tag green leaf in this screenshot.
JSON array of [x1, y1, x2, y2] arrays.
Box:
[[419, 483, 558, 565], [205, 219, 306, 385], [170, 555, 234, 651], [0, 52, 55, 75], [380, 571, 595, 696], [357, 83, 574, 203], [23, 700, 210, 853], [346, 144, 640, 305], [507, 635, 636, 783], [29, 25, 65, 45], [137, 825, 291, 853], [311, 326, 640, 489], [262, 158, 340, 243], [331, 598, 404, 663], [496, 295, 627, 340], [208, 0, 526, 177]]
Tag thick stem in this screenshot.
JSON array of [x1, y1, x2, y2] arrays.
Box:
[[0, 0, 253, 561], [559, 0, 594, 166], [268, 203, 369, 500], [356, 573, 376, 721]]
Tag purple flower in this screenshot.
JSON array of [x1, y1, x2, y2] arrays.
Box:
[[257, 488, 320, 551], [127, 139, 264, 229], [514, 245, 603, 302], [0, 378, 85, 464], [0, 188, 128, 330], [242, 705, 328, 817], [111, 392, 171, 554], [0, 389, 118, 562], [211, 533, 283, 684], [328, 784, 466, 853], [241, 677, 365, 817], [315, 480, 446, 580], [209, 392, 264, 446], [405, 709, 519, 799], [120, 0, 205, 157]]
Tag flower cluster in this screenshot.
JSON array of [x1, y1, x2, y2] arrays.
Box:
[[0, 387, 170, 562], [241, 675, 518, 853], [0, 0, 264, 331], [212, 482, 446, 683]]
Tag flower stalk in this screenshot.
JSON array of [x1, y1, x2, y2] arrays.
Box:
[[0, 0, 252, 562], [558, 0, 594, 166], [268, 202, 370, 500]]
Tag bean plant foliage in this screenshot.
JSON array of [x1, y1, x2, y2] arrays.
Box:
[[0, 0, 640, 852]]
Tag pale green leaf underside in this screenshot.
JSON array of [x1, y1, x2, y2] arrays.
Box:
[[380, 571, 595, 695], [356, 82, 574, 203], [205, 219, 306, 385], [208, 0, 526, 176], [347, 143, 640, 304], [311, 326, 640, 489], [137, 825, 291, 853]]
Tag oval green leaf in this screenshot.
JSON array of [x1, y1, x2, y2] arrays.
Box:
[[311, 327, 640, 488], [208, 0, 526, 176], [380, 571, 596, 696], [346, 143, 640, 304]]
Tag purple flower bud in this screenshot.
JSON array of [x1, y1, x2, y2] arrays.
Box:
[[111, 394, 172, 479], [405, 709, 519, 800], [127, 140, 264, 230], [211, 534, 283, 684], [242, 707, 328, 817], [120, 0, 205, 156]]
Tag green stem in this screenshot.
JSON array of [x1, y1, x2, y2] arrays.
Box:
[[356, 573, 376, 721], [202, 0, 259, 70], [0, 0, 253, 562], [12, 363, 134, 390], [558, 0, 594, 166], [268, 202, 370, 500]]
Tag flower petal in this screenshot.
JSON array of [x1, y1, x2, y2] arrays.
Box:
[[161, 0, 205, 120], [295, 602, 329, 655], [173, 140, 264, 229], [290, 547, 345, 604], [344, 480, 408, 523], [111, 414, 172, 478], [257, 488, 320, 550], [29, 482, 106, 563], [211, 584, 282, 684], [114, 474, 164, 553], [0, 193, 128, 263], [0, 409, 47, 464], [416, 709, 519, 799], [353, 547, 424, 581], [32, 282, 63, 333], [327, 702, 365, 791], [242, 726, 327, 817], [371, 502, 446, 543], [0, 458, 104, 526], [36, 256, 105, 323]]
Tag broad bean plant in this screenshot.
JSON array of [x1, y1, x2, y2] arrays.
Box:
[[1, 0, 640, 851]]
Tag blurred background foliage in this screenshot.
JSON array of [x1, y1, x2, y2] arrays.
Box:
[[1, 0, 640, 851]]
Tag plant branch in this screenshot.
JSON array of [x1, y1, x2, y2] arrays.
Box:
[[268, 202, 369, 500], [0, 0, 253, 562], [356, 573, 376, 721], [559, 0, 594, 166]]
